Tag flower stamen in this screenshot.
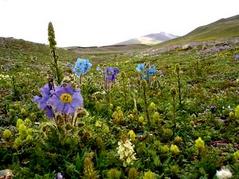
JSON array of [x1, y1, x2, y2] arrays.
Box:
[[60, 93, 73, 103]]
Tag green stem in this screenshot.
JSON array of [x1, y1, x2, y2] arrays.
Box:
[[177, 72, 182, 107], [51, 48, 61, 85], [143, 83, 150, 128]]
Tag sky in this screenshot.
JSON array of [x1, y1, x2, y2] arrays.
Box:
[[0, 0, 238, 47]]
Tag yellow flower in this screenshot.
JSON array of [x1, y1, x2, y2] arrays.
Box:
[[3, 129, 12, 139], [160, 145, 169, 153], [117, 138, 136, 166], [195, 137, 205, 151], [143, 170, 156, 179], [233, 151, 239, 160], [174, 136, 183, 144], [128, 130, 136, 142], [235, 105, 239, 119], [170, 144, 180, 155]]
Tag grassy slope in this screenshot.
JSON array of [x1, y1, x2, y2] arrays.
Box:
[[0, 37, 78, 68], [157, 14, 239, 47], [0, 38, 79, 104]]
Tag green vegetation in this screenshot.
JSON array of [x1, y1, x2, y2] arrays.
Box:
[[1, 20, 239, 178]]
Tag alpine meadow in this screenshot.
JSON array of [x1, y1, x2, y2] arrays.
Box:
[[1, 5, 239, 179]]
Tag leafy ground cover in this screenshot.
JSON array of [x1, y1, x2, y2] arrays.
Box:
[[1, 36, 239, 178]]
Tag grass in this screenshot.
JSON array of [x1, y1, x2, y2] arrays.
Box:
[[155, 14, 239, 48], [1, 36, 239, 178]]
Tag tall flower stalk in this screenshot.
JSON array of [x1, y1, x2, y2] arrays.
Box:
[[142, 80, 150, 128], [48, 22, 62, 85]]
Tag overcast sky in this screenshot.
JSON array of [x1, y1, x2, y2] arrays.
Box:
[[0, 0, 238, 47]]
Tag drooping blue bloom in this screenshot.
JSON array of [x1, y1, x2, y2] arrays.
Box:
[[72, 58, 92, 77], [136, 63, 145, 73], [48, 84, 83, 114], [33, 83, 54, 118], [136, 64, 157, 80], [105, 67, 120, 82], [146, 65, 157, 76]]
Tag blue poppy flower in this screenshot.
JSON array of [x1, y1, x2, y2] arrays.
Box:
[[147, 65, 157, 76], [136, 64, 145, 72], [48, 84, 83, 115], [72, 58, 92, 77], [105, 67, 120, 82]]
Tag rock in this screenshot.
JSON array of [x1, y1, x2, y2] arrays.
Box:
[[182, 44, 192, 50]]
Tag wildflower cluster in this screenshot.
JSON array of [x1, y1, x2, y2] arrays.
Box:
[[117, 138, 136, 166], [0, 74, 11, 81], [34, 83, 83, 118], [136, 63, 157, 81], [216, 167, 232, 179]]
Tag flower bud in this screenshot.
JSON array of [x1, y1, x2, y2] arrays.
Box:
[[170, 144, 180, 155], [128, 130, 136, 142], [195, 137, 205, 151], [143, 170, 156, 179], [128, 167, 138, 179], [233, 150, 239, 160], [3, 129, 12, 139], [235, 105, 239, 119], [160, 145, 169, 153], [148, 102, 156, 112], [174, 136, 183, 144]]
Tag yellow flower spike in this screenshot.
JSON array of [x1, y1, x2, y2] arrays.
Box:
[[16, 118, 24, 129], [234, 105, 239, 119], [128, 130, 136, 142], [195, 137, 205, 151], [233, 151, 239, 160]]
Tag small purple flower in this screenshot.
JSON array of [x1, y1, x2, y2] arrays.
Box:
[[105, 67, 119, 82], [48, 85, 83, 114], [33, 83, 54, 118], [234, 54, 239, 60], [56, 172, 63, 179]]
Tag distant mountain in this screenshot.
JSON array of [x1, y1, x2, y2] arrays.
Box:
[[117, 32, 178, 45], [159, 14, 239, 46]]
